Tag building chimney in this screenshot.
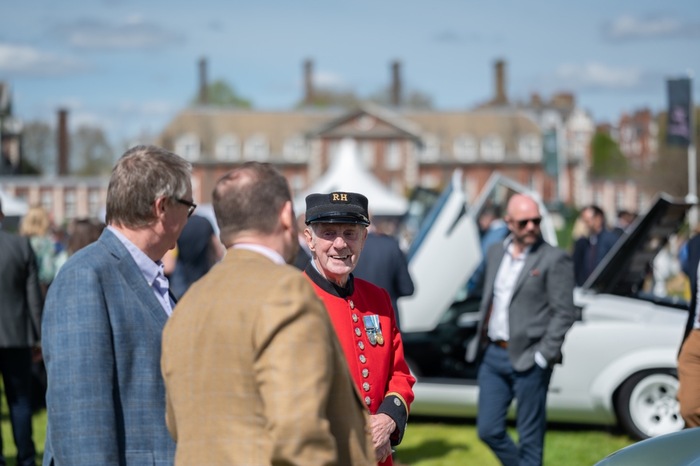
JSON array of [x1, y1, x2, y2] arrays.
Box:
[[391, 60, 402, 107], [57, 108, 69, 175], [198, 57, 208, 105], [494, 59, 507, 104], [303, 59, 315, 105]]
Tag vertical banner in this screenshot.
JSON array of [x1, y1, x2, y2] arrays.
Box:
[[543, 129, 558, 177], [666, 78, 692, 147]]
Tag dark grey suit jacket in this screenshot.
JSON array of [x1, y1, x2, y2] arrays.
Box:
[[0, 229, 43, 348], [467, 237, 576, 371]]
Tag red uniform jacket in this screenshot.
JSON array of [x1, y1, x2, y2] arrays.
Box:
[[304, 266, 416, 464]]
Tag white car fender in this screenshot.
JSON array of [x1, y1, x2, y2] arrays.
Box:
[[588, 347, 678, 412]]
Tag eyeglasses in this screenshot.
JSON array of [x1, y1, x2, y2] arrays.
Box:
[[515, 217, 542, 229], [175, 198, 197, 218]]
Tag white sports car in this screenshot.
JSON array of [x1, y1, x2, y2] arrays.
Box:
[[397, 172, 690, 439]]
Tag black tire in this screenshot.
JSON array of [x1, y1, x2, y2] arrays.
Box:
[[615, 369, 684, 439]]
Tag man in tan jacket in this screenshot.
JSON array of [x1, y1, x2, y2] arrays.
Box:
[[161, 162, 374, 466]]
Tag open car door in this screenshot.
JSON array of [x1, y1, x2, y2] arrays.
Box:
[[399, 170, 557, 334]]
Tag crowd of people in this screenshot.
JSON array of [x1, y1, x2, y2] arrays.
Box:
[[2, 143, 700, 466]]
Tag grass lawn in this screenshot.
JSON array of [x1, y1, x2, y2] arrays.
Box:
[[395, 417, 635, 466], [1, 408, 46, 466], [1, 410, 635, 466]]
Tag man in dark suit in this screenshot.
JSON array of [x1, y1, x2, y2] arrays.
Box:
[[573, 205, 619, 286], [467, 194, 576, 466], [353, 222, 414, 330], [169, 214, 222, 299], [0, 198, 43, 466], [42, 145, 193, 465], [678, 233, 700, 427]]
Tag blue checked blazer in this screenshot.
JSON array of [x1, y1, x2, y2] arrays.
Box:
[[42, 229, 175, 466]]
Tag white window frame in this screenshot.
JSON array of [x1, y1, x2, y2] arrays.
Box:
[[421, 135, 440, 162], [175, 133, 201, 162], [518, 134, 542, 162], [453, 135, 477, 162], [283, 135, 307, 162], [385, 141, 401, 170], [480, 135, 505, 162], [215, 134, 240, 161], [359, 141, 375, 168], [244, 134, 269, 161]]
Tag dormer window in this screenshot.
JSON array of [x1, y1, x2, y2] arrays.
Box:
[[421, 135, 440, 162], [480, 135, 504, 162], [175, 133, 201, 162], [215, 134, 240, 161], [518, 134, 541, 162], [244, 134, 269, 161], [283, 135, 307, 162], [454, 135, 477, 162]]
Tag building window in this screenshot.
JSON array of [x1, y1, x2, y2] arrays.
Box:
[[385, 141, 401, 170], [88, 190, 101, 218], [571, 131, 588, 160], [481, 135, 504, 162], [518, 134, 541, 162], [421, 135, 440, 162], [359, 141, 375, 168], [615, 189, 625, 211], [64, 190, 77, 220], [283, 135, 307, 162], [215, 134, 240, 161], [175, 133, 201, 161], [244, 134, 269, 161], [41, 191, 53, 213], [454, 135, 477, 162], [594, 191, 603, 207], [289, 174, 304, 193]]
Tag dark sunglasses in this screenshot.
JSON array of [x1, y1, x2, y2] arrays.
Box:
[[176, 198, 197, 218], [515, 217, 542, 229]]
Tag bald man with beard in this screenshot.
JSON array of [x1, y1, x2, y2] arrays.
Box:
[[467, 194, 576, 466]]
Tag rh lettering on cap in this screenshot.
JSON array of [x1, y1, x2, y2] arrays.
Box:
[[332, 193, 349, 202]]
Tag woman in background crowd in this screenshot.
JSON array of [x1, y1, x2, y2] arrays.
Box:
[[55, 218, 105, 272], [19, 205, 57, 297]]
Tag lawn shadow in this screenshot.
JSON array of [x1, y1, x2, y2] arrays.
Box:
[[396, 438, 471, 464], [1, 450, 43, 466]]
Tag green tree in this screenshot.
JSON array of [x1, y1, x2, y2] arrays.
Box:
[[295, 89, 361, 109], [367, 88, 434, 109], [590, 132, 628, 178], [72, 125, 114, 176], [21, 120, 55, 175], [191, 79, 252, 108]]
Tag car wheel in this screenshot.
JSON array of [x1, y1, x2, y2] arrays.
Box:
[[615, 370, 684, 439]]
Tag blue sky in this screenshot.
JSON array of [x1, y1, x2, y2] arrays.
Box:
[[1, 0, 699, 146]]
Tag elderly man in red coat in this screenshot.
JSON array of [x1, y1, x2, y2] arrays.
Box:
[[302, 191, 415, 466]]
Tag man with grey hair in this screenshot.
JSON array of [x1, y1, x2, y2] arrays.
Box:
[[0, 197, 43, 466], [42, 145, 193, 465]]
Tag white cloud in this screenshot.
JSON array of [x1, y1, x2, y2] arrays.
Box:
[[604, 14, 700, 41], [553, 62, 643, 90], [0, 43, 86, 76], [314, 70, 348, 89], [116, 100, 176, 117], [54, 17, 185, 50]]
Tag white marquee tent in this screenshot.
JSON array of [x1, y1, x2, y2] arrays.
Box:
[[293, 139, 408, 217], [0, 188, 29, 217]]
